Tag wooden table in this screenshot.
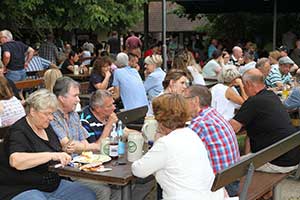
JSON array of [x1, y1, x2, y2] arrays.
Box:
[[49, 157, 135, 200], [65, 73, 90, 81]]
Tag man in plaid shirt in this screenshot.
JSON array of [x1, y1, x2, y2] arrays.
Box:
[[185, 85, 240, 197]]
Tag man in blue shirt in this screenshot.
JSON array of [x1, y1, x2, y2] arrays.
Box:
[[112, 52, 148, 110]]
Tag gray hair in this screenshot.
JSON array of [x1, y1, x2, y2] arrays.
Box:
[[217, 65, 240, 83], [187, 85, 211, 107], [25, 89, 58, 114], [1, 30, 13, 41], [90, 90, 113, 109], [243, 51, 254, 60], [255, 57, 269, 69], [53, 76, 80, 97]]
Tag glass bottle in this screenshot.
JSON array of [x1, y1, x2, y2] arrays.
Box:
[[117, 120, 125, 156], [109, 123, 119, 159]]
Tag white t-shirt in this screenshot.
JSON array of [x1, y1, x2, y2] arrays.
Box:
[[132, 127, 224, 200], [187, 66, 205, 85], [211, 84, 241, 121], [81, 50, 91, 66], [0, 96, 25, 127]]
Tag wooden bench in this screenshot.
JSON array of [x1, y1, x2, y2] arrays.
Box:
[[211, 131, 300, 200], [15, 78, 44, 90]]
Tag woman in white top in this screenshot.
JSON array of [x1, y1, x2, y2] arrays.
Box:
[[0, 76, 25, 127], [211, 65, 247, 120], [132, 93, 226, 200], [202, 49, 223, 79]]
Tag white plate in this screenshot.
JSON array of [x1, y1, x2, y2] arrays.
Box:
[[73, 154, 111, 164]]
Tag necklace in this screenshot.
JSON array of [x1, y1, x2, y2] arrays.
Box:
[[26, 116, 48, 141]]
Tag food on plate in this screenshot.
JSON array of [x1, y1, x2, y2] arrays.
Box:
[[73, 152, 112, 163], [79, 161, 103, 171]]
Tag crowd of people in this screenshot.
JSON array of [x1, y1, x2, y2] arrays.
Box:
[[1, 28, 300, 200]]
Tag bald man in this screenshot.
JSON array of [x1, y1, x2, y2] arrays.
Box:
[[230, 46, 243, 67], [230, 68, 300, 174]]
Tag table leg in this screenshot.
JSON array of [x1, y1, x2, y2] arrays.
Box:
[[121, 182, 132, 200]]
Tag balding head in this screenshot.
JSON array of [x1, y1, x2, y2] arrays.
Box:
[[232, 46, 243, 59], [242, 68, 264, 84], [242, 68, 265, 96]]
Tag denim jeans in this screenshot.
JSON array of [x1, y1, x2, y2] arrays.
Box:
[[225, 180, 240, 197], [12, 179, 96, 200], [5, 69, 26, 82]]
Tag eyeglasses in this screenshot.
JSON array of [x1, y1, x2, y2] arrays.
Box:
[[40, 111, 54, 118]]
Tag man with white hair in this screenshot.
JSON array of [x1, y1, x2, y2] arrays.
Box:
[[230, 46, 243, 67], [112, 52, 148, 110], [0, 29, 34, 81]]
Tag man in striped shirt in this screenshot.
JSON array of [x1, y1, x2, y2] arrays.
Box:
[[265, 56, 294, 89], [26, 49, 57, 79], [185, 85, 240, 197]]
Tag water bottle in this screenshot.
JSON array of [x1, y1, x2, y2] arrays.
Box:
[[117, 120, 125, 156], [109, 123, 119, 159]]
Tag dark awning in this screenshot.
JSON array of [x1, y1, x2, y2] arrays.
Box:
[[175, 0, 300, 14]]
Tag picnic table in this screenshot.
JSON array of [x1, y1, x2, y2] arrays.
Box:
[[49, 156, 135, 200], [65, 73, 90, 81]]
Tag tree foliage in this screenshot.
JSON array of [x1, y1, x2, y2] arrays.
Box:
[[0, 0, 146, 39]]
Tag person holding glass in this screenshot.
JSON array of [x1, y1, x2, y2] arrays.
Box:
[[132, 93, 227, 200], [0, 89, 96, 200]]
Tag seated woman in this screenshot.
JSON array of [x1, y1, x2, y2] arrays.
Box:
[[144, 54, 166, 101], [0, 89, 96, 200], [132, 93, 226, 200], [0, 76, 25, 127], [163, 69, 189, 95], [44, 68, 63, 92], [202, 49, 224, 84], [172, 49, 205, 85], [88, 56, 113, 93], [211, 65, 247, 120]]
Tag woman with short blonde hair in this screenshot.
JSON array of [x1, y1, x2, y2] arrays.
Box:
[[211, 65, 247, 120], [132, 93, 225, 200], [144, 54, 166, 101]]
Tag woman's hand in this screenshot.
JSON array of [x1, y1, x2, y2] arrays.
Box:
[[51, 152, 72, 166], [105, 70, 111, 78]]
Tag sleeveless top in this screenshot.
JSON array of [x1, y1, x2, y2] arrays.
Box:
[[0, 96, 25, 127], [211, 84, 240, 121]]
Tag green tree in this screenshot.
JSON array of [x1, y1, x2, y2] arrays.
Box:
[[0, 0, 146, 39]]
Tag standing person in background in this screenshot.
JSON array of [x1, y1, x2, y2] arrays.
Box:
[[125, 31, 142, 55], [107, 31, 121, 59], [0, 30, 34, 82], [39, 33, 59, 65]]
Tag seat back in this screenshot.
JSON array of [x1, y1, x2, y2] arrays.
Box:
[[116, 106, 148, 125]]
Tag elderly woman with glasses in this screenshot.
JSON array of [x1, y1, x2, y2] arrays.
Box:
[[132, 93, 226, 200], [0, 89, 96, 200]]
